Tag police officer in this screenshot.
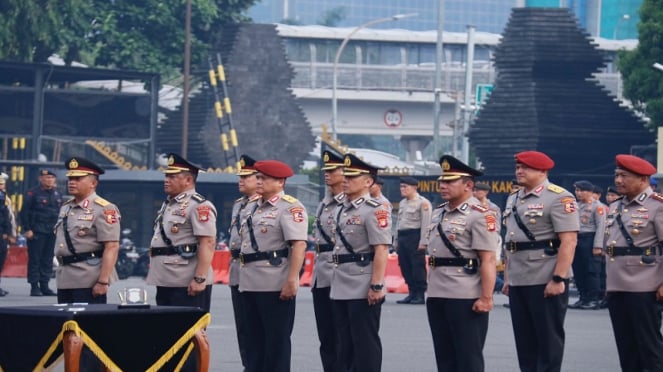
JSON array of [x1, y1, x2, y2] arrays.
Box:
[[606, 186, 621, 204], [147, 153, 217, 312], [395, 176, 432, 304], [54, 157, 120, 304], [21, 168, 62, 296], [569, 180, 606, 310], [330, 154, 392, 372], [369, 177, 392, 211], [312, 150, 345, 372], [426, 155, 498, 372], [502, 151, 579, 372], [228, 154, 260, 369], [238, 160, 308, 372], [0, 180, 13, 297], [605, 154, 663, 371], [473, 182, 502, 222]]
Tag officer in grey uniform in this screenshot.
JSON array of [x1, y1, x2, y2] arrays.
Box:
[[502, 151, 579, 372], [605, 154, 663, 371], [238, 160, 308, 372], [54, 157, 121, 304], [473, 182, 502, 225], [330, 153, 392, 372], [395, 176, 432, 304], [312, 150, 345, 372], [228, 154, 260, 370], [569, 180, 606, 310], [147, 153, 217, 312], [426, 155, 498, 372], [369, 177, 392, 212]]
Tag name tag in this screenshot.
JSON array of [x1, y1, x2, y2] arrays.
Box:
[[77, 215, 94, 221]]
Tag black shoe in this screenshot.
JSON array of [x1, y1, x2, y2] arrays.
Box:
[[41, 288, 57, 296], [568, 299, 584, 309], [598, 299, 608, 309], [580, 300, 599, 310], [0, 288, 8, 297], [30, 287, 43, 297], [397, 294, 413, 304], [409, 295, 425, 305]]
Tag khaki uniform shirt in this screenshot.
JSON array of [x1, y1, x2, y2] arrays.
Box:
[[604, 188, 663, 292], [54, 193, 121, 289], [228, 194, 260, 286], [395, 194, 432, 246], [146, 190, 217, 287], [426, 197, 500, 299], [330, 193, 392, 300], [504, 181, 579, 286], [578, 199, 607, 248], [313, 192, 345, 289], [238, 192, 308, 292]]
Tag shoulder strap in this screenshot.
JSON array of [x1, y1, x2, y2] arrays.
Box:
[[156, 201, 174, 248], [511, 194, 536, 241], [231, 198, 249, 235], [315, 202, 334, 245], [245, 203, 261, 252], [61, 205, 79, 257], [615, 202, 635, 249], [335, 205, 355, 254], [436, 210, 464, 258]]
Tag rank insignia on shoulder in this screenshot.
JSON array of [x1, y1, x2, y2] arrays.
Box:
[[471, 204, 489, 213], [282, 194, 298, 203], [547, 184, 564, 194], [650, 193, 663, 203], [234, 196, 244, 203], [191, 193, 206, 203], [94, 197, 110, 207], [249, 194, 261, 202], [436, 202, 449, 209], [365, 199, 380, 207], [63, 198, 75, 205]]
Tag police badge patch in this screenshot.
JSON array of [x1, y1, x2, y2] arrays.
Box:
[[104, 210, 118, 224], [197, 206, 211, 222], [375, 210, 389, 229], [289, 207, 305, 222]]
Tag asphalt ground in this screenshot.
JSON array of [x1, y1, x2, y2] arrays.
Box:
[[0, 276, 623, 371]]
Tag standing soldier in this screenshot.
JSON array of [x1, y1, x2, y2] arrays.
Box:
[[21, 169, 62, 296], [312, 150, 345, 371], [238, 160, 308, 372], [395, 176, 432, 304], [502, 151, 578, 372], [331, 154, 392, 372], [54, 157, 120, 304], [426, 155, 498, 372], [228, 154, 259, 369], [605, 155, 663, 371], [569, 180, 605, 310], [147, 153, 217, 312]]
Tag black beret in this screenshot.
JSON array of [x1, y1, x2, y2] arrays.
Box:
[[400, 177, 418, 186], [474, 182, 491, 191], [573, 180, 594, 191]]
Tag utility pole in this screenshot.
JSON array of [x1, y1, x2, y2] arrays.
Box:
[[432, 0, 444, 160], [181, 0, 192, 157], [461, 25, 475, 164]]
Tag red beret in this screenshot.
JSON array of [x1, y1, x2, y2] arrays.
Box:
[[615, 154, 656, 176], [254, 160, 294, 178], [515, 151, 555, 171]]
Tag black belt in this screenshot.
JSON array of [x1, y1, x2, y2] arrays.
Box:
[[150, 244, 198, 257], [239, 248, 289, 264], [316, 244, 333, 253], [58, 249, 104, 266], [606, 246, 661, 257], [332, 252, 374, 265], [506, 239, 560, 253], [578, 232, 596, 237], [428, 256, 473, 267], [398, 228, 420, 234], [230, 249, 240, 259]]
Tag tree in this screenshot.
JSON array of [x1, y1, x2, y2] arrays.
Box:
[[618, 0, 663, 128]]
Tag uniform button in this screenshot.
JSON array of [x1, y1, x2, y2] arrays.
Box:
[[443, 218, 448, 222], [432, 249, 437, 253], [343, 213, 348, 217], [59, 244, 64, 247], [520, 200, 525, 204], [335, 247, 340, 250], [541, 254, 546, 258], [457, 268, 462, 273], [324, 207, 328, 211], [623, 209, 628, 213], [360, 269, 364, 273], [611, 240, 616, 245], [510, 232, 515, 235]]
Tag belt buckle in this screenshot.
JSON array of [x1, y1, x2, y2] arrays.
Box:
[[56, 256, 63, 265], [316, 244, 321, 254], [333, 254, 339, 267], [508, 241, 517, 253], [239, 253, 245, 266], [428, 256, 435, 268], [606, 245, 614, 257]]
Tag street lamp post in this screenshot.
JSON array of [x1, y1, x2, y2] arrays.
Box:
[[330, 13, 417, 141]]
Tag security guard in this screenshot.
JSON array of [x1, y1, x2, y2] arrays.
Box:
[[330, 153, 392, 372], [21, 168, 62, 296], [395, 176, 432, 304], [228, 154, 260, 369], [605, 154, 663, 371], [426, 155, 498, 372], [569, 180, 605, 310], [502, 151, 579, 372], [147, 153, 217, 313], [54, 157, 120, 304], [238, 160, 308, 372], [312, 150, 345, 372]]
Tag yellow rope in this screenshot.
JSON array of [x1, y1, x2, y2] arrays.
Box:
[[174, 342, 195, 371], [146, 312, 211, 372]]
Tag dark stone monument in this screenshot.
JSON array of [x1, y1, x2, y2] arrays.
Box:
[[469, 7, 653, 176]]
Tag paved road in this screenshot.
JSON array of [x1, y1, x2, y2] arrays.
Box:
[[0, 276, 622, 371]]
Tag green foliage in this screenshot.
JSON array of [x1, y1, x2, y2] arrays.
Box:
[[618, 0, 663, 127]]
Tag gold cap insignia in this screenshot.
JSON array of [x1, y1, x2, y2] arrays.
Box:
[[69, 159, 79, 169], [168, 155, 174, 165], [344, 156, 352, 166], [442, 160, 450, 171], [324, 153, 330, 162], [239, 158, 246, 167]]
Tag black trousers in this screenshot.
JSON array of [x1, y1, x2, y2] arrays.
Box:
[[571, 233, 601, 301], [0, 239, 6, 283], [155, 285, 213, 312], [426, 297, 488, 372], [508, 283, 568, 372], [397, 229, 427, 292], [332, 298, 383, 372], [312, 285, 336, 372], [241, 291, 296, 372], [230, 285, 248, 369], [27, 232, 55, 284], [607, 291, 663, 372]]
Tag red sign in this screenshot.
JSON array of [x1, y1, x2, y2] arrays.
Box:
[[384, 109, 402, 128]]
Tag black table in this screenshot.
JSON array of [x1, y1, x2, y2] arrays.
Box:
[[0, 304, 210, 371]]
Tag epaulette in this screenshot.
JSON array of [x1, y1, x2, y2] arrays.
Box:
[[63, 198, 75, 205], [651, 193, 663, 203], [234, 196, 244, 203], [282, 194, 298, 203], [510, 189, 519, 194], [248, 194, 261, 202], [191, 193, 206, 203], [471, 204, 489, 213], [436, 202, 449, 209], [547, 184, 564, 194], [365, 199, 380, 207], [94, 197, 110, 207], [608, 196, 623, 205]]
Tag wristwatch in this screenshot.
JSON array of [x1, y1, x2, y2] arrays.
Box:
[[193, 276, 206, 284], [369, 283, 384, 292], [552, 275, 565, 283]]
